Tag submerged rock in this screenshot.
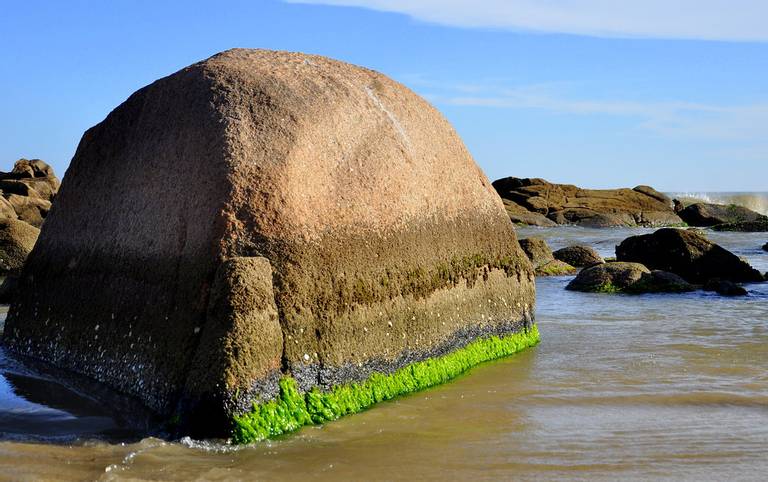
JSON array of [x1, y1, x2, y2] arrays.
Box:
[[0, 218, 40, 273], [2, 49, 536, 439], [703, 279, 748, 297], [491, 177, 682, 228], [553, 245, 604, 268], [712, 218, 768, 232], [616, 228, 764, 283], [536, 259, 577, 276], [677, 202, 766, 227]]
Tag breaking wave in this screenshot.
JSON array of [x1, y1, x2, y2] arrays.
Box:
[[667, 192, 768, 215]]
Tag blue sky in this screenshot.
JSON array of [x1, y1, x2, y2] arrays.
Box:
[[1, 0, 766, 191]]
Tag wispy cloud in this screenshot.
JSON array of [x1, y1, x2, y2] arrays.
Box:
[[287, 0, 768, 42], [406, 78, 768, 141]]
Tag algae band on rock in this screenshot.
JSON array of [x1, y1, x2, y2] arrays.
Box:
[[1, 49, 538, 440]]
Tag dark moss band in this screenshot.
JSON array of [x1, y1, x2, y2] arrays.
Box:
[[232, 325, 540, 443]]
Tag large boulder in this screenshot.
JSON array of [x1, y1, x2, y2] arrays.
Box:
[[2, 49, 536, 438], [616, 228, 764, 283], [491, 177, 682, 228], [553, 245, 604, 268], [678, 202, 766, 227], [712, 218, 768, 232], [0, 218, 40, 273]]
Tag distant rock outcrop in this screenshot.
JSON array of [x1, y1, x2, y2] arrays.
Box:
[[616, 228, 764, 283], [677, 202, 766, 227], [492, 177, 682, 228], [0, 159, 60, 228]]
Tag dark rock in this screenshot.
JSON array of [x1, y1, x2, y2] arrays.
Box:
[[518, 238, 554, 269], [763, 242, 768, 252], [1, 49, 536, 436], [553, 245, 604, 268], [703, 279, 748, 296], [491, 177, 682, 228], [0, 218, 40, 273], [565, 262, 649, 292], [678, 202, 766, 227], [616, 228, 763, 283], [625, 270, 695, 293], [712, 218, 768, 232]]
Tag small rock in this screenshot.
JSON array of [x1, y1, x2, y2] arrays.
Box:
[[518, 238, 554, 269], [625, 270, 695, 293], [703, 279, 748, 297], [762, 242, 767, 252], [553, 245, 604, 268]]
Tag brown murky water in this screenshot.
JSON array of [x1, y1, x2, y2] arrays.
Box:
[[1, 227, 767, 481]]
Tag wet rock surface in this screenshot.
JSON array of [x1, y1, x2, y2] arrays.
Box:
[[566, 262, 649, 292], [492, 177, 682, 228]]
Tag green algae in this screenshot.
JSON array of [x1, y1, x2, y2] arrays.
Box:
[[231, 325, 540, 443]]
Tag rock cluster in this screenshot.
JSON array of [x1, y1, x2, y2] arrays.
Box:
[[492, 177, 682, 227], [568, 228, 764, 295], [2, 49, 537, 438], [0, 159, 58, 281]]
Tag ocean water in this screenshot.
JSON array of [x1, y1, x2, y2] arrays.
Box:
[[0, 227, 766, 480]]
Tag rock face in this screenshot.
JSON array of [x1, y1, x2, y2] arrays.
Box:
[[2, 49, 536, 437], [677, 202, 767, 227], [492, 177, 682, 228], [553, 245, 604, 268], [616, 228, 764, 283], [712, 218, 768, 232], [0, 219, 40, 273]]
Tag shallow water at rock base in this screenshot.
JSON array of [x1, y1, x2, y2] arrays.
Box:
[[1, 227, 767, 480]]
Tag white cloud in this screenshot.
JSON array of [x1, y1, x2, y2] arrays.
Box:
[[287, 0, 768, 41], [410, 79, 768, 141]]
